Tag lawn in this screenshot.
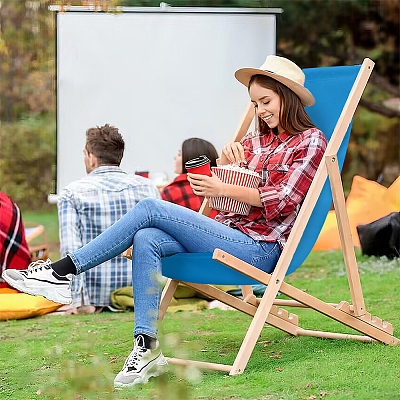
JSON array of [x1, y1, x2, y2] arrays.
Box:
[[1, 248, 399, 400]]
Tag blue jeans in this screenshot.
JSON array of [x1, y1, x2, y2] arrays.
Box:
[[69, 198, 281, 339]]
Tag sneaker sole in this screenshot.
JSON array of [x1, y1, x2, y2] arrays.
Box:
[[114, 360, 168, 388], [2, 273, 72, 305]]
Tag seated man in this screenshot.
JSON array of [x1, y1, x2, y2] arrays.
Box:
[[58, 124, 160, 312], [0, 192, 31, 289]]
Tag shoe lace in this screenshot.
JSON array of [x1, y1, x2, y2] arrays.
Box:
[[27, 259, 52, 274], [125, 340, 147, 370]]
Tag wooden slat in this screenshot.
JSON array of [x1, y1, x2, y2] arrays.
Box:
[[325, 154, 366, 316], [181, 282, 299, 336], [166, 358, 232, 372], [159, 279, 179, 321], [296, 329, 376, 342]]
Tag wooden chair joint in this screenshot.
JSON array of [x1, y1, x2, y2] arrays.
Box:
[[336, 301, 393, 334]]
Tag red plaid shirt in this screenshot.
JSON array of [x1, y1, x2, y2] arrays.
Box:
[[0, 192, 31, 289], [215, 128, 327, 249], [161, 174, 217, 218]]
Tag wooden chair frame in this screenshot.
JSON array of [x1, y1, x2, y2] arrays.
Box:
[[125, 58, 399, 375]]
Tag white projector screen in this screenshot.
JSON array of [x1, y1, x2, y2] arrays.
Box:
[[54, 6, 280, 195]]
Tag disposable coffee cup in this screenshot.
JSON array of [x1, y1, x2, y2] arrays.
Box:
[[185, 155, 212, 177]]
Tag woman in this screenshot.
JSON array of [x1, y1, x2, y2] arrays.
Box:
[[3, 55, 327, 388], [161, 137, 218, 212]]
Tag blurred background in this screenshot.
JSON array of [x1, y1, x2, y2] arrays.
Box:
[[0, 0, 398, 219]]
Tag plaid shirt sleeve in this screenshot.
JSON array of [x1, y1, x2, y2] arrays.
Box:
[[58, 190, 83, 257], [161, 174, 203, 212], [258, 129, 327, 221]]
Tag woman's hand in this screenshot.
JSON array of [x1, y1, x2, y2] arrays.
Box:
[[222, 142, 246, 165], [187, 172, 225, 198]]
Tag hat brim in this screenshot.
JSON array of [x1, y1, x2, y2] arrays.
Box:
[[235, 68, 315, 107]]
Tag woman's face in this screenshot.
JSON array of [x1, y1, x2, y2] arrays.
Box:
[[249, 82, 283, 134], [174, 149, 183, 174]]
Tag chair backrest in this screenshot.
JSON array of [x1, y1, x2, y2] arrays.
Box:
[[161, 64, 362, 284], [286, 64, 361, 274]]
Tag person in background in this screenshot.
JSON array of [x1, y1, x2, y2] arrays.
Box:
[[0, 191, 31, 289], [57, 124, 160, 312], [161, 137, 218, 214]]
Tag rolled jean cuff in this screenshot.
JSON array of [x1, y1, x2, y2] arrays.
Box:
[[134, 328, 157, 339], [67, 253, 82, 274]]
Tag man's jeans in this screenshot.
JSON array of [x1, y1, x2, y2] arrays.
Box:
[[69, 198, 281, 338]]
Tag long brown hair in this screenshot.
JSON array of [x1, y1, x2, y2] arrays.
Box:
[[249, 75, 316, 136], [181, 138, 218, 173]]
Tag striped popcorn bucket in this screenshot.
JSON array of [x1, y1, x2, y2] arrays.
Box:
[[209, 166, 261, 215]]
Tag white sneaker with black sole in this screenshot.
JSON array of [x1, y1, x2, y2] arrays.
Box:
[[114, 335, 168, 387], [1, 259, 73, 304]]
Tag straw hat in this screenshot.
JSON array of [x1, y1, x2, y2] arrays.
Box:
[[235, 55, 315, 107]]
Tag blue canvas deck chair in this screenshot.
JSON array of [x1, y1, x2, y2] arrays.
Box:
[[124, 58, 399, 374]]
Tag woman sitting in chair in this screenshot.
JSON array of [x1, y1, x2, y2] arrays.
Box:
[[3, 56, 327, 388]]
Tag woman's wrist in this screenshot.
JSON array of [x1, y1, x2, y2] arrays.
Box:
[[219, 182, 226, 197]]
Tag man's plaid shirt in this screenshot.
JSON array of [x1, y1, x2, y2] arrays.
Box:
[[216, 128, 327, 249], [58, 166, 160, 307]]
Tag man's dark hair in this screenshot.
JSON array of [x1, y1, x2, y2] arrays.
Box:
[[85, 124, 125, 166]]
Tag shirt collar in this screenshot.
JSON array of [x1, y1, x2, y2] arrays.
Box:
[[90, 165, 126, 175], [256, 129, 291, 145], [275, 130, 291, 142]]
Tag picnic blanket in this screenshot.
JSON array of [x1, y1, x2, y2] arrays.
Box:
[[111, 283, 238, 313]]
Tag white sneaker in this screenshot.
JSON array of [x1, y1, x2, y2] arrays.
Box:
[[1, 259, 73, 304], [114, 335, 168, 387]]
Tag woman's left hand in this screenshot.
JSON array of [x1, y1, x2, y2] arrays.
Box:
[[187, 172, 225, 197]]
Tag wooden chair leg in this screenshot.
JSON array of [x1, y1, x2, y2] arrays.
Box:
[[159, 279, 179, 321]]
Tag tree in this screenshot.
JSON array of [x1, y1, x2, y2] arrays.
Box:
[[0, 0, 55, 122]]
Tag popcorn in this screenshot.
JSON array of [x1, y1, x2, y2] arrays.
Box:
[[209, 165, 261, 216]]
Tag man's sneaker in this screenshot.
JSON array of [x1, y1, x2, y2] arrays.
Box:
[[114, 335, 168, 387], [1, 259, 73, 304]]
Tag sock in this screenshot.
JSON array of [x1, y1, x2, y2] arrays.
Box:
[[136, 334, 157, 350], [51, 256, 77, 276]]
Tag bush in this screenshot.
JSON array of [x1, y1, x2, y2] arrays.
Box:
[[0, 114, 55, 210]]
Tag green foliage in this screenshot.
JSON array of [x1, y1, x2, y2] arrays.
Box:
[[0, 114, 56, 210], [0, 0, 55, 122]]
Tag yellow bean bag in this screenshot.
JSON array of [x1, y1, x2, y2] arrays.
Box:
[[313, 175, 400, 251], [0, 288, 63, 321]]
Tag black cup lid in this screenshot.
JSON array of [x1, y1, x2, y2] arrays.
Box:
[[184, 155, 211, 169]]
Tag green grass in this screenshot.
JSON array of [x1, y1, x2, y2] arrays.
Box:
[[1, 251, 400, 400]]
